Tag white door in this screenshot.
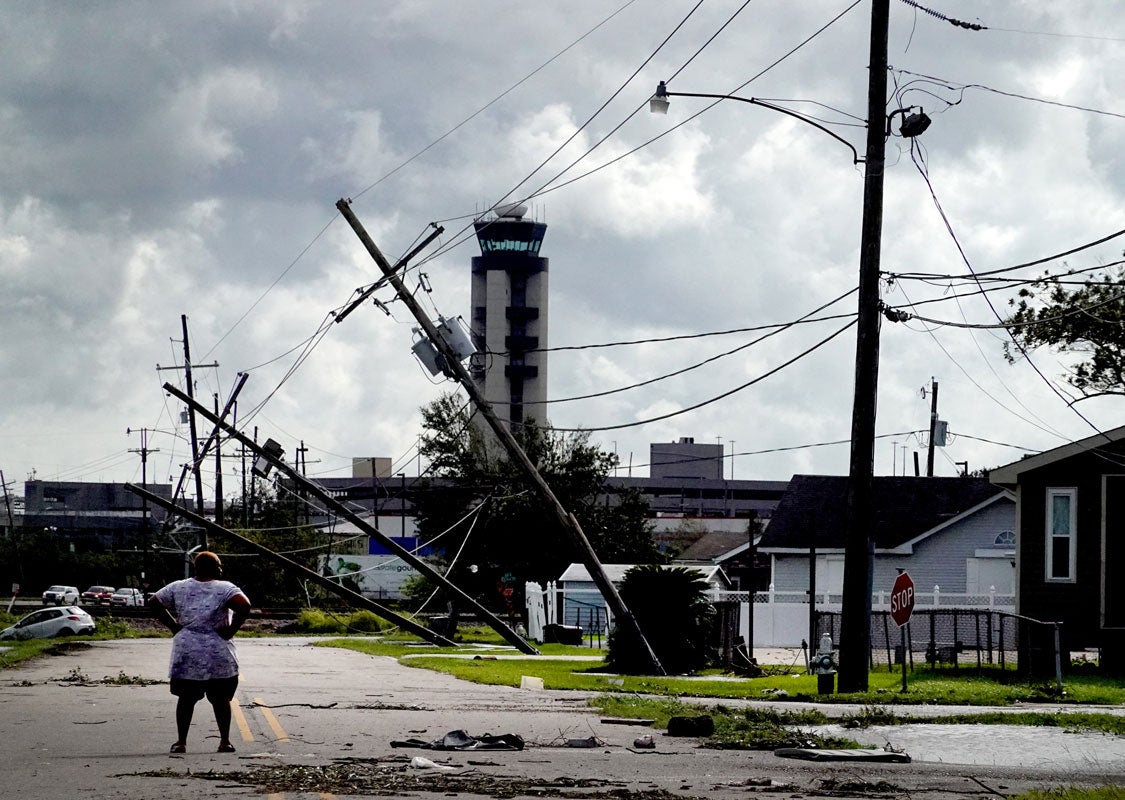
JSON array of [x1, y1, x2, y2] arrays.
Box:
[[967, 556, 1014, 595]]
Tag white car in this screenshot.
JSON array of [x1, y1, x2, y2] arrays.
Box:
[[0, 607, 96, 640], [109, 587, 145, 607], [41, 585, 80, 606]]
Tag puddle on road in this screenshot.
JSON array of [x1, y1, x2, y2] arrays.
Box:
[[811, 723, 1125, 769]]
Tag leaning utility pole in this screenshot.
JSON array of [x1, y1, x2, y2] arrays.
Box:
[[127, 482, 457, 647], [336, 198, 664, 675], [162, 381, 540, 655], [180, 314, 206, 538], [838, 0, 889, 693]]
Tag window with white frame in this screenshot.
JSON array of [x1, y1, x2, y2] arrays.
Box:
[[994, 530, 1015, 548], [1045, 488, 1077, 582]]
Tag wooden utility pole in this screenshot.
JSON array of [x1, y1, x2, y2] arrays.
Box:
[[336, 198, 664, 674], [156, 316, 218, 547], [213, 394, 224, 526], [838, 0, 889, 693], [1, 470, 21, 585], [296, 440, 309, 525], [0, 470, 14, 536], [127, 427, 159, 584], [926, 379, 939, 477], [181, 315, 206, 542]]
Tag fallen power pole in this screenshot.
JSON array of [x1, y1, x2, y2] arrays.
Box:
[[161, 381, 539, 655], [336, 198, 665, 675], [125, 483, 457, 647]]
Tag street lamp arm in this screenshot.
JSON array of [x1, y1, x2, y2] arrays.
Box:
[[657, 89, 861, 165]]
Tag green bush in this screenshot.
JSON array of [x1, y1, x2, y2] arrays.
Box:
[[294, 609, 344, 634], [293, 608, 388, 634], [607, 564, 714, 675], [345, 610, 386, 633]]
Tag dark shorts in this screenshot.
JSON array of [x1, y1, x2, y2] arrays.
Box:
[[169, 675, 239, 703]]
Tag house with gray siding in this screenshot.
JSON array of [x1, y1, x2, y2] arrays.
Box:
[[758, 475, 1015, 608]]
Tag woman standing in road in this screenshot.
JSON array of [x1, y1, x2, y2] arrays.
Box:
[[147, 551, 251, 754]]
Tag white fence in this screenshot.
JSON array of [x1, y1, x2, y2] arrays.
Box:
[[525, 581, 1015, 648], [709, 585, 1015, 648]]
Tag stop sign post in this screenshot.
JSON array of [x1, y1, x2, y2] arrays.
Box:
[[890, 571, 915, 691]]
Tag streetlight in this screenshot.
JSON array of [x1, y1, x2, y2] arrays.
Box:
[[649, 81, 861, 165], [647, 1, 930, 691]]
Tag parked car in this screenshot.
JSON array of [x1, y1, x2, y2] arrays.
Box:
[[41, 585, 80, 606], [109, 588, 145, 607], [80, 585, 116, 605], [0, 607, 96, 640]]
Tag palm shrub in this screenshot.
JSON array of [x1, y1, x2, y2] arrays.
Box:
[[607, 564, 714, 675]]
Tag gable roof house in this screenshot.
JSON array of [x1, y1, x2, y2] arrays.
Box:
[[674, 530, 770, 593], [989, 424, 1125, 676], [757, 475, 1016, 607]]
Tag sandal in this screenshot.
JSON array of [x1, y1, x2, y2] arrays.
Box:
[[169, 742, 186, 754], [217, 742, 236, 753]]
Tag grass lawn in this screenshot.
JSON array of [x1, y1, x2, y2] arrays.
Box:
[[1010, 790, 1125, 800], [316, 628, 1125, 739], [317, 635, 1125, 706]]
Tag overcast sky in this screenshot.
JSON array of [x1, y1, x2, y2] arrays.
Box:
[[2, 1, 1123, 498]]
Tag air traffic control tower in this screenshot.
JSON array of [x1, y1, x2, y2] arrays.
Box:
[[470, 203, 548, 431]]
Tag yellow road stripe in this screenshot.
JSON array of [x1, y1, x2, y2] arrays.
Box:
[[231, 696, 255, 743], [267, 794, 285, 800], [318, 794, 338, 800], [253, 697, 290, 743]]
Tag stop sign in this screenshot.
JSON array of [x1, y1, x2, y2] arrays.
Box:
[[890, 571, 915, 627]]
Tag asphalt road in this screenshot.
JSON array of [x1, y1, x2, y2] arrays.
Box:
[[0, 637, 1121, 800]]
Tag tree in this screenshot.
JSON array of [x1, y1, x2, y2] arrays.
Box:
[[1004, 267, 1125, 397], [219, 485, 332, 607], [412, 393, 664, 611]]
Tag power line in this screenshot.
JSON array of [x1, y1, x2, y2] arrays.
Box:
[[887, 229, 1125, 282], [553, 318, 856, 433], [891, 68, 1125, 121], [348, 0, 643, 204], [525, 0, 865, 203], [415, 0, 863, 271], [906, 137, 1112, 447], [522, 289, 858, 407]]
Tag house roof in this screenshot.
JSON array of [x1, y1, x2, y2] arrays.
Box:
[[676, 531, 753, 563], [558, 563, 731, 588], [988, 423, 1125, 487], [757, 474, 1005, 551]]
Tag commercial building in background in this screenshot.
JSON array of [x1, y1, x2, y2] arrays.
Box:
[[20, 480, 172, 547], [650, 437, 724, 480], [469, 203, 549, 431]]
